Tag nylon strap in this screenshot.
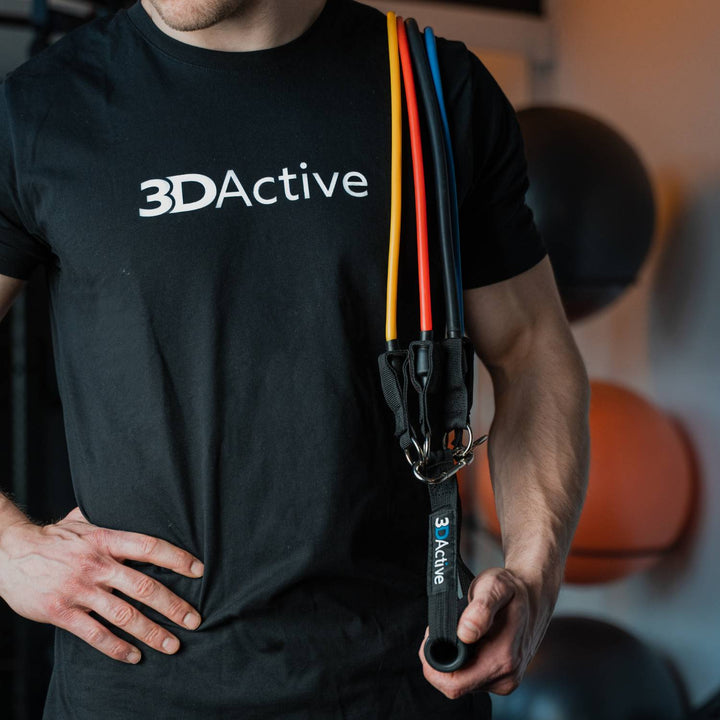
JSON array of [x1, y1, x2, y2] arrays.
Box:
[[427, 477, 475, 663]]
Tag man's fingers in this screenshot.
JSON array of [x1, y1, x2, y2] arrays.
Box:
[[109, 564, 202, 631], [93, 528, 204, 578], [484, 672, 523, 696], [53, 605, 142, 664], [457, 569, 516, 644], [417, 626, 429, 663], [63, 506, 87, 523], [86, 589, 182, 655]]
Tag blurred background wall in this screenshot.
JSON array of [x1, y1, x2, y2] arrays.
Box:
[[533, 0, 720, 709], [0, 8, 32, 69]]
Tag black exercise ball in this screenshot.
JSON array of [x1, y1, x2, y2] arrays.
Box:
[[492, 616, 688, 720], [517, 106, 655, 322]]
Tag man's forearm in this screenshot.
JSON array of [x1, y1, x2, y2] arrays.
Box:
[[486, 331, 590, 592]]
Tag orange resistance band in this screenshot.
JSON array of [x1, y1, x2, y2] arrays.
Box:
[[397, 17, 433, 334]]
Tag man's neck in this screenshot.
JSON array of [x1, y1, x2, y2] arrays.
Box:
[[139, 0, 328, 52]]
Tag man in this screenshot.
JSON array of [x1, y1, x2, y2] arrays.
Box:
[[0, 0, 589, 717]]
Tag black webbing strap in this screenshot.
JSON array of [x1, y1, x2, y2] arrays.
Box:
[[420, 336, 476, 672], [440, 337, 475, 442], [378, 350, 413, 453], [426, 477, 475, 672], [378, 334, 478, 672]]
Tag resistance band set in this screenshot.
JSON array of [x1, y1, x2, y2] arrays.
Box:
[[378, 14, 487, 674]]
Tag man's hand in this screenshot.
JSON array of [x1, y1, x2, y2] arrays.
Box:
[[0, 506, 204, 664], [418, 566, 557, 699]]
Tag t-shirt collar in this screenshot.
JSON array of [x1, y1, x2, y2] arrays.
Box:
[[126, 0, 339, 71]]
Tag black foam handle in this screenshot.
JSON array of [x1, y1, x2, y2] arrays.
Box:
[[424, 636, 470, 673]]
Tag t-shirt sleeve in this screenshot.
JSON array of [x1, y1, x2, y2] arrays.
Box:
[[458, 53, 546, 289], [0, 80, 54, 280]]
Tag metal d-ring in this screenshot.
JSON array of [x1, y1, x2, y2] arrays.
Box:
[[404, 432, 432, 467], [404, 436, 423, 466], [443, 424, 474, 458]]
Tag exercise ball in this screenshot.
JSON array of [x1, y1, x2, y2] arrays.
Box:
[[492, 616, 688, 720], [474, 380, 694, 584], [517, 106, 655, 322]]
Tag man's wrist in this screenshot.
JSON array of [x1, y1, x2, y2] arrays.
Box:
[[503, 540, 566, 598], [0, 492, 34, 544]]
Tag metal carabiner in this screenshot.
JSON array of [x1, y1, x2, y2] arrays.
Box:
[[412, 454, 472, 484]]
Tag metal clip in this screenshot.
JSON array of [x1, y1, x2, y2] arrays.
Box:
[[412, 453, 473, 484], [411, 425, 488, 485]]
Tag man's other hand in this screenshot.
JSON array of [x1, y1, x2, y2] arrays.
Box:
[[418, 566, 555, 699], [0, 506, 204, 664]]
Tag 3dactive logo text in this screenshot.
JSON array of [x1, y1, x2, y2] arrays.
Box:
[[433, 516, 451, 586], [138, 163, 369, 217]]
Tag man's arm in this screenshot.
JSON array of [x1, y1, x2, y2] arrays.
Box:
[[0, 273, 205, 664], [419, 256, 590, 698]]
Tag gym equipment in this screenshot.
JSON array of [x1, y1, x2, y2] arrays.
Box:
[[475, 380, 695, 583], [517, 106, 655, 322], [491, 616, 688, 720], [378, 15, 485, 673]]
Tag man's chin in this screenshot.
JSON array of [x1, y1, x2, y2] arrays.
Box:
[[143, 0, 244, 33]]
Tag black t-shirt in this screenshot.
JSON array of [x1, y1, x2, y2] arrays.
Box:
[[0, 1, 545, 717]]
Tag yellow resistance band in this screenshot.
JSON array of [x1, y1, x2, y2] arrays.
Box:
[[385, 11, 402, 344]]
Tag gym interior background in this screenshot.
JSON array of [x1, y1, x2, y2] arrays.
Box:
[[0, 0, 718, 718]]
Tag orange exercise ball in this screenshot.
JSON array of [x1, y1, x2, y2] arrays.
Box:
[[474, 380, 695, 584]]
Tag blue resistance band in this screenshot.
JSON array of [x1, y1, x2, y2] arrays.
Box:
[[424, 27, 465, 334]]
